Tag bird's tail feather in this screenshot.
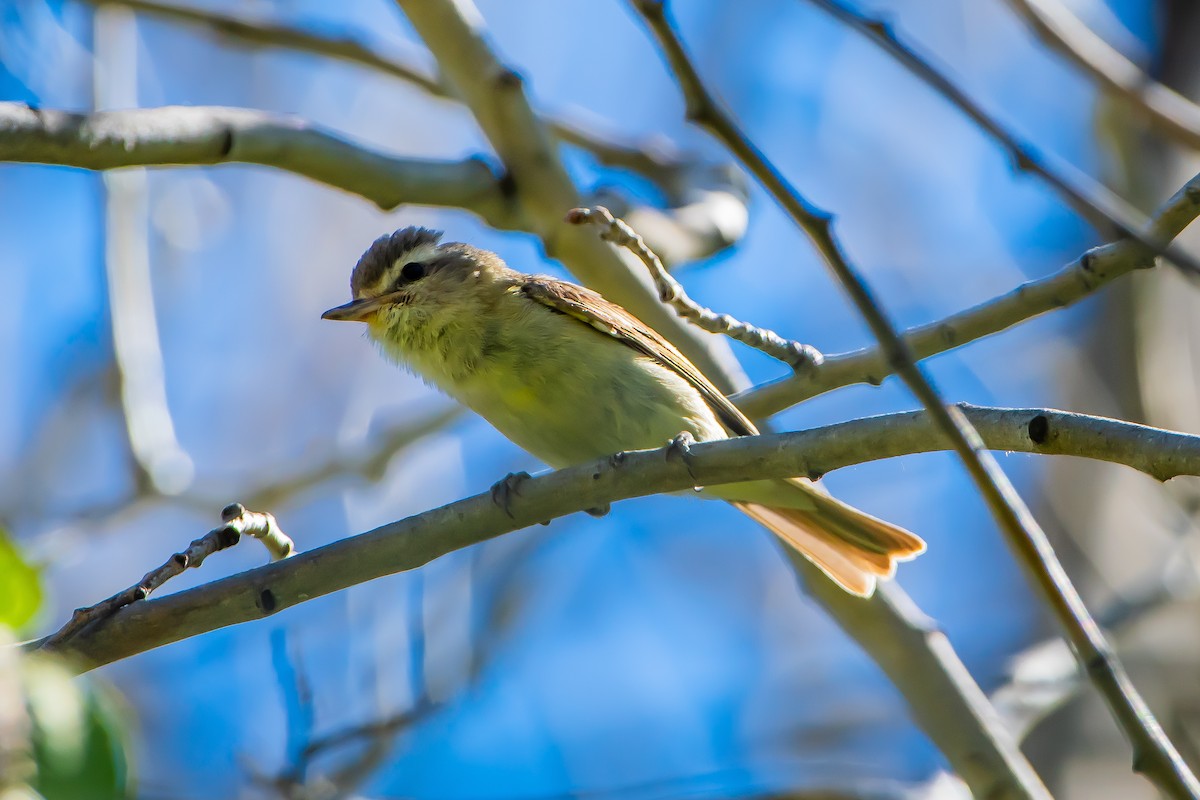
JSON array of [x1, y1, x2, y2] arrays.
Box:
[[733, 479, 925, 597]]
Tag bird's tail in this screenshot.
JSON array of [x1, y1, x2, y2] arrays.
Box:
[[730, 478, 925, 597]]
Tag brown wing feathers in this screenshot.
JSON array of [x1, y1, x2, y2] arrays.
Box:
[[519, 277, 758, 438]]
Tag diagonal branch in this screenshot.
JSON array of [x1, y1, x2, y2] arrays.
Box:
[[0, 102, 516, 220], [389, 0, 744, 392], [628, 3, 1200, 797], [738, 167, 1200, 418], [799, 0, 1200, 280], [1002, 0, 1200, 151]]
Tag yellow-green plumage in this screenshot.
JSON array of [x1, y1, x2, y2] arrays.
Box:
[[324, 227, 925, 596]]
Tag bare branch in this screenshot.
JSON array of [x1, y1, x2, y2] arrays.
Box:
[[628, 3, 1200, 796], [738, 167, 1200, 418], [82, 0, 750, 267], [800, 0, 1200, 280], [95, 7, 194, 496], [1002, 0, 1200, 150], [566, 205, 823, 371], [0, 102, 516, 220], [82, 0, 678, 190], [24, 405, 1198, 658], [40, 503, 293, 650], [389, 0, 745, 391]]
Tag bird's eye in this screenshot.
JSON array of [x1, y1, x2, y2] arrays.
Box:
[[400, 261, 426, 283]]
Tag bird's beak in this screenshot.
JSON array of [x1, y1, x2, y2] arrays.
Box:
[[321, 296, 389, 322]]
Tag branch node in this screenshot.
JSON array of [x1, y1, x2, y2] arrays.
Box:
[[1027, 414, 1050, 445], [217, 126, 234, 157], [259, 588, 278, 614]]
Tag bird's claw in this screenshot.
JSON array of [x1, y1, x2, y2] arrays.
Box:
[[490, 471, 531, 518], [665, 431, 698, 480]]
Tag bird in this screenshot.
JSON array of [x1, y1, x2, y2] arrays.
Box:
[[322, 227, 924, 596]]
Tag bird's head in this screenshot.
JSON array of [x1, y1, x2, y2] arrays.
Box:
[[322, 227, 512, 339]]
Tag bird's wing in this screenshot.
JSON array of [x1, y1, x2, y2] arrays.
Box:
[[519, 276, 758, 437]]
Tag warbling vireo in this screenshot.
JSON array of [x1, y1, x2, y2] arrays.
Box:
[[323, 227, 924, 596]]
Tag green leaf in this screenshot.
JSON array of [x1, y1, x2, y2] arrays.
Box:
[[25, 658, 132, 800], [0, 530, 41, 631]]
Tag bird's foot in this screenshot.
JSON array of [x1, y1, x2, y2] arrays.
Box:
[[665, 431, 698, 481], [490, 471, 532, 519]]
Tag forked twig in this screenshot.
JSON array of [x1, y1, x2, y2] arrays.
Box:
[[629, 2, 1200, 797], [566, 205, 823, 372]]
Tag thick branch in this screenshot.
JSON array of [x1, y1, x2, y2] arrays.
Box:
[[1003, 0, 1200, 150], [0, 102, 514, 219], [390, 0, 744, 391], [629, 3, 1200, 797], [738, 165, 1200, 419], [30, 404, 1199, 660]]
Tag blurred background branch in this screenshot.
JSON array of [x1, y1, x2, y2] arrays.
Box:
[[797, 0, 1200, 278], [1002, 0, 1200, 150], [94, 6, 194, 497], [81, 0, 751, 267]]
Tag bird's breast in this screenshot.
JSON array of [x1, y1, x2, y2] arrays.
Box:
[[379, 307, 727, 467]]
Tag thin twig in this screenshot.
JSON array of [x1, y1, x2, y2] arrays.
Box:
[[237, 407, 464, 511], [739, 167, 1200, 417], [628, 3, 1200, 796], [39, 502, 294, 651], [271, 629, 315, 787], [1002, 0, 1200, 151], [566, 205, 823, 372], [800, 0, 1200, 280]]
